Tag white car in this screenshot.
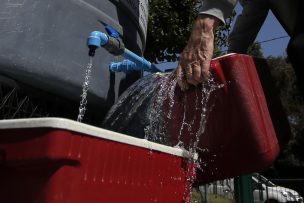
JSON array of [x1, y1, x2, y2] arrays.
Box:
[[252, 173, 303, 203], [199, 173, 303, 203]]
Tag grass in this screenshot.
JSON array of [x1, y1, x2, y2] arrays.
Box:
[[191, 190, 235, 203], [207, 194, 235, 203]]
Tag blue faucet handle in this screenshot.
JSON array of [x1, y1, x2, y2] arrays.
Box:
[[105, 25, 120, 39]]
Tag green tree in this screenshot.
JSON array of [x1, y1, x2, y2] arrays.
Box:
[[144, 0, 235, 62], [267, 56, 304, 168], [247, 42, 264, 58]]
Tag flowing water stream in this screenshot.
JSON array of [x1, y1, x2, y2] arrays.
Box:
[[77, 57, 93, 122]]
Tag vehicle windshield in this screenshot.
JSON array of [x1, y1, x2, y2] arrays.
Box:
[[254, 174, 276, 187]]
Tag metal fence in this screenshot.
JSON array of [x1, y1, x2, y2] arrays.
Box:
[[193, 174, 304, 203], [0, 80, 104, 124]]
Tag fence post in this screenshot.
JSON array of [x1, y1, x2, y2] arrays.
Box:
[[234, 175, 254, 203]]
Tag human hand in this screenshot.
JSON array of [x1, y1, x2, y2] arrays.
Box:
[[176, 15, 220, 91]]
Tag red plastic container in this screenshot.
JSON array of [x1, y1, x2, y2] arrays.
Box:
[[166, 54, 288, 184], [0, 118, 194, 203]]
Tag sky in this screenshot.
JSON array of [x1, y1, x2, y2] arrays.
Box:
[[156, 3, 289, 70], [233, 3, 289, 57]]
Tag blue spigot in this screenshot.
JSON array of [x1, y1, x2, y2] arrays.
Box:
[[87, 30, 163, 73], [87, 31, 109, 56], [87, 31, 124, 57]]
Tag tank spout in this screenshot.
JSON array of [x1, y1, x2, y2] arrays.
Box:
[[88, 45, 97, 57], [87, 31, 108, 47], [87, 31, 124, 56], [87, 31, 109, 56]]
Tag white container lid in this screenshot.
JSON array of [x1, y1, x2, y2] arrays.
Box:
[[0, 117, 196, 159]]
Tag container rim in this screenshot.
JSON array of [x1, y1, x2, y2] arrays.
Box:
[[0, 117, 197, 159]]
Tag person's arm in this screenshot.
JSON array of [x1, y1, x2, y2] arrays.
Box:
[[176, 0, 237, 91], [176, 15, 220, 91]]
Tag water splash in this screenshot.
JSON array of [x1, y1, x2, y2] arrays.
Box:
[[77, 57, 93, 122], [102, 70, 222, 148], [143, 73, 178, 144], [102, 71, 224, 201]]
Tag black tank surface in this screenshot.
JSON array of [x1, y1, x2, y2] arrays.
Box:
[[0, 0, 148, 122]]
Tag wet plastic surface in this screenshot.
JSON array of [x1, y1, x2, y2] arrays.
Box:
[[0, 118, 192, 203], [167, 54, 284, 183]]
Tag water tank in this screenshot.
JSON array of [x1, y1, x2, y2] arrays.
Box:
[[0, 0, 148, 122]]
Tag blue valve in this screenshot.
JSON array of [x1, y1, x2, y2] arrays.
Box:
[[87, 30, 163, 73], [105, 25, 120, 39], [109, 59, 162, 73], [109, 60, 138, 73], [87, 31, 109, 56]]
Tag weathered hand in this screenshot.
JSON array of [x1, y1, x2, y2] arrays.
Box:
[[176, 15, 220, 91]]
